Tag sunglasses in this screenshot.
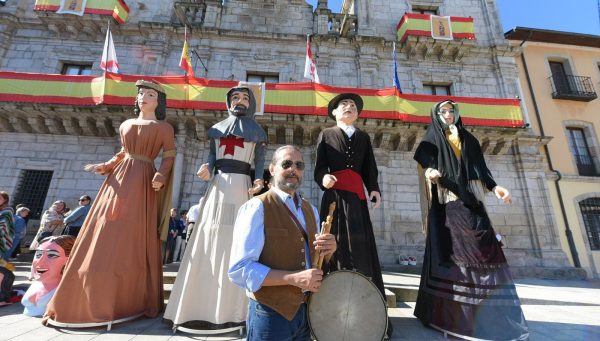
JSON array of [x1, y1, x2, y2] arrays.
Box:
[[280, 160, 305, 170]]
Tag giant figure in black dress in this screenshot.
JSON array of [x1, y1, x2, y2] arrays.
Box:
[[314, 93, 392, 337], [413, 99, 528, 341]]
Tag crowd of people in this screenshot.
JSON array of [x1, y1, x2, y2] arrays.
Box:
[[0, 81, 529, 341]]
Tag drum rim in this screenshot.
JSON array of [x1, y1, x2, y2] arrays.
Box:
[[307, 270, 388, 341]]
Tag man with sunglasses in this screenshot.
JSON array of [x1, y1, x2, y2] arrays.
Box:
[[229, 145, 336, 341], [314, 93, 393, 337], [62, 195, 92, 238]]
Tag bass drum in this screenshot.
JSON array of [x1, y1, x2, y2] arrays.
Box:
[[308, 270, 388, 341]]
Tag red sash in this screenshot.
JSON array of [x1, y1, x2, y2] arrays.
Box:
[[331, 169, 366, 200]]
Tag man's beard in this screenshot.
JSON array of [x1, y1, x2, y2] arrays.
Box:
[[275, 173, 302, 191], [231, 105, 248, 116]]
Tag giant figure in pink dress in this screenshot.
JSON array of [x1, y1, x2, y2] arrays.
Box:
[[44, 80, 176, 328]]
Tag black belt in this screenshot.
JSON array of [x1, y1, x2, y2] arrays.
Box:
[[214, 159, 251, 175]]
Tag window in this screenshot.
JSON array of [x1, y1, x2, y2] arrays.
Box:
[[549, 61, 572, 93], [423, 84, 451, 96], [567, 127, 598, 176], [579, 198, 600, 250], [412, 6, 438, 15], [61, 63, 93, 75], [12, 170, 54, 219], [141, 55, 158, 75], [247, 73, 279, 83]]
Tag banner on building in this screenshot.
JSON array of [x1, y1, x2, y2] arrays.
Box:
[[431, 15, 453, 40], [238, 81, 266, 116], [34, 0, 130, 24], [0, 71, 525, 128], [56, 0, 87, 16]]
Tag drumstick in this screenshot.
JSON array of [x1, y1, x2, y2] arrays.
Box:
[[312, 202, 336, 270]]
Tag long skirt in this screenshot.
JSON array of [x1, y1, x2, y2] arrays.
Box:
[[414, 195, 529, 341]]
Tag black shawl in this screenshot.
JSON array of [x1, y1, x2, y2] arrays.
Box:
[[413, 100, 496, 208]]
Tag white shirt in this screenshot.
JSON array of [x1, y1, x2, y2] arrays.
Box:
[[337, 122, 356, 138], [186, 202, 201, 223], [228, 187, 320, 293]]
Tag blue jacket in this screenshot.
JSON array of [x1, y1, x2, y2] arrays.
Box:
[[14, 215, 27, 240], [64, 204, 91, 228]]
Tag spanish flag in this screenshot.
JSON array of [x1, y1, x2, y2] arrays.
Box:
[[179, 27, 194, 77]]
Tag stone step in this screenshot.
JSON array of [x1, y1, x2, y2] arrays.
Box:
[[161, 269, 400, 308], [510, 266, 587, 280], [164, 283, 172, 300], [163, 271, 176, 285]]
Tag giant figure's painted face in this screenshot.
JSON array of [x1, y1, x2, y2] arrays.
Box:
[[228, 90, 251, 116], [137, 87, 159, 114], [438, 102, 456, 125], [332, 99, 359, 124], [32, 240, 68, 283]]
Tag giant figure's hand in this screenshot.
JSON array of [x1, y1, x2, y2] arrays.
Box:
[[84, 163, 106, 175], [152, 179, 164, 191], [425, 168, 442, 182], [493, 185, 512, 204], [248, 179, 264, 195], [322, 174, 338, 189], [370, 191, 381, 209], [197, 163, 212, 181]]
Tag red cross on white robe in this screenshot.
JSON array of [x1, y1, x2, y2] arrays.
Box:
[[220, 135, 245, 156]]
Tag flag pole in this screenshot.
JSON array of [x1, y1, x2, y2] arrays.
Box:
[[184, 26, 188, 77], [307, 34, 312, 84]]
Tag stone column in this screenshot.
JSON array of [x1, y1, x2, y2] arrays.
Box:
[[171, 134, 187, 208]]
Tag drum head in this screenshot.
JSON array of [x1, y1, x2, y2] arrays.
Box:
[[308, 270, 388, 341]]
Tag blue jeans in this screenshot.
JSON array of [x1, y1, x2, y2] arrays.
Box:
[[2, 236, 22, 260], [247, 299, 310, 341]]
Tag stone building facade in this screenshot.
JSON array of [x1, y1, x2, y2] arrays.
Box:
[[506, 27, 600, 278], [0, 0, 578, 275]]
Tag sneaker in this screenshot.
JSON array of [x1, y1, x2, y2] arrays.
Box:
[[399, 256, 409, 266], [408, 256, 417, 266]]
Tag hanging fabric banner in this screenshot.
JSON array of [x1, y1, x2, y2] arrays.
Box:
[[430, 15, 453, 40], [56, 0, 87, 16]]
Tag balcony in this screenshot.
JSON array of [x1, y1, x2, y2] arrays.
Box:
[[396, 13, 476, 61], [34, 0, 129, 24], [328, 13, 358, 38], [172, 1, 206, 27], [548, 74, 597, 102]]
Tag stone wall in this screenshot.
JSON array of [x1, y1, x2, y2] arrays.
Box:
[[0, 111, 572, 271], [0, 0, 575, 273]]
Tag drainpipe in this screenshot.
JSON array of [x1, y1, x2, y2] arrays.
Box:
[[519, 35, 581, 267]]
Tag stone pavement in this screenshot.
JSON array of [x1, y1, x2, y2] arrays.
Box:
[[1, 261, 599, 341]]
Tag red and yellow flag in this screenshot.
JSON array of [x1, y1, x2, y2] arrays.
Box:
[[179, 27, 194, 77], [34, 0, 129, 24], [0, 72, 525, 128]]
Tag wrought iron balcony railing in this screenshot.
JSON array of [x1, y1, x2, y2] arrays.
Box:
[[548, 74, 597, 102]]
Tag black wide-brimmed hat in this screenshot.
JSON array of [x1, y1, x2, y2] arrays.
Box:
[[327, 93, 364, 120]]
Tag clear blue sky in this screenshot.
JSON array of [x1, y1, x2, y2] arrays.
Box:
[[306, 0, 600, 35]]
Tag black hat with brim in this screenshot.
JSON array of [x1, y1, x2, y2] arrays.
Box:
[[327, 93, 364, 120]]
